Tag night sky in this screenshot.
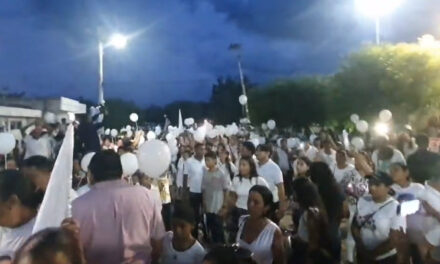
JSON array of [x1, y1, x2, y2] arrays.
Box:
[[0, 0, 438, 106]]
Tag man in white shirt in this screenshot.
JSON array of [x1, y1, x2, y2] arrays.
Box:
[[273, 138, 290, 174], [317, 139, 336, 167], [304, 141, 319, 162], [186, 143, 206, 238], [371, 136, 406, 174], [23, 126, 54, 160], [255, 144, 286, 215]]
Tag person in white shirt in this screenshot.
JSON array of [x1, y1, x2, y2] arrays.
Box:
[[23, 126, 54, 160], [415, 169, 440, 262], [303, 142, 319, 162], [390, 163, 424, 201], [217, 144, 238, 181], [371, 136, 406, 174], [227, 157, 268, 243], [352, 172, 406, 263], [332, 150, 360, 184], [187, 143, 206, 239], [255, 144, 286, 216], [161, 202, 205, 264], [273, 139, 290, 174], [0, 170, 43, 260], [317, 139, 336, 167]]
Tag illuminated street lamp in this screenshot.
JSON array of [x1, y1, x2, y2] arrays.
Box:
[[98, 33, 129, 105], [355, 0, 403, 44]]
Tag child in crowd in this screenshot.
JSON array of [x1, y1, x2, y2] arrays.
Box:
[[202, 151, 231, 244], [161, 202, 206, 264]]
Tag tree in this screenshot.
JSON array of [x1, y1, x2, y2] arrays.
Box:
[[248, 77, 329, 128]]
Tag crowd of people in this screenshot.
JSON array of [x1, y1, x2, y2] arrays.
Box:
[[1, 112, 440, 264]]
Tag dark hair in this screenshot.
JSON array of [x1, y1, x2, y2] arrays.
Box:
[[173, 201, 195, 224], [256, 144, 272, 155], [242, 141, 256, 155], [391, 162, 408, 171], [297, 156, 312, 168], [249, 185, 273, 217], [238, 157, 259, 182], [89, 150, 123, 182], [310, 162, 344, 224], [13, 228, 86, 264], [203, 246, 256, 264], [0, 170, 43, 210], [416, 134, 429, 149], [194, 143, 205, 150], [102, 135, 112, 142], [205, 151, 217, 160], [22, 156, 54, 172], [118, 138, 133, 153], [292, 178, 325, 211]]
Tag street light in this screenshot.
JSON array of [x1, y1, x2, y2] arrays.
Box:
[[355, 0, 403, 44], [98, 33, 129, 105], [228, 43, 250, 120]]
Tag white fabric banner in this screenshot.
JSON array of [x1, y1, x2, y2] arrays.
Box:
[[32, 124, 74, 234]]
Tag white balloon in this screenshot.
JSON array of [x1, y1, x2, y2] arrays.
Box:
[[137, 140, 171, 178], [184, 118, 195, 126], [130, 113, 139, 122], [126, 125, 132, 131], [267, 120, 276, 130], [105, 128, 110, 135], [194, 128, 205, 143], [350, 114, 360, 123], [215, 125, 226, 135], [207, 129, 218, 139], [155, 126, 162, 136], [261, 123, 268, 130], [168, 138, 178, 147], [287, 138, 297, 149], [0, 133, 16, 154], [351, 137, 365, 150], [166, 133, 175, 142], [147, 131, 156, 141], [44, 112, 57, 124], [251, 138, 260, 148], [259, 137, 266, 145], [379, 109, 392, 122], [169, 145, 179, 156], [126, 130, 133, 138], [111, 129, 118, 137], [356, 120, 369, 133], [239, 95, 248, 106], [81, 152, 95, 172], [120, 153, 139, 176]]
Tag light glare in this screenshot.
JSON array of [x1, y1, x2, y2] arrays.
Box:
[[356, 0, 403, 18], [109, 33, 128, 49], [374, 122, 389, 135]]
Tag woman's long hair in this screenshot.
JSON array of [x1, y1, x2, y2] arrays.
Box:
[[219, 144, 234, 180], [309, 162, 344, 224], [238, 157, 259, 182]]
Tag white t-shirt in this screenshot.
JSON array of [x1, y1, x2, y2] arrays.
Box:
[[176, 157, 189, 188], [161, 231, 205, 264], [304, 145, 319, 161], [317, 149, 336, 167], [331, 164, 359, 184], [257, 159, 284, 203], [0, 217, 36, 258], [372, 149, 406, 173], [187, 157, 205, 193], [275, 148, 290, 172], [391, 183, 425, 201], [230, 176, 269, 210], [23, 134, 53, 160], [356, 196, 405, 260], [418, 183, 440, 246]]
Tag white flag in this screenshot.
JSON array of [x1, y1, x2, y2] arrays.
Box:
[[32, 124, 74, 234]]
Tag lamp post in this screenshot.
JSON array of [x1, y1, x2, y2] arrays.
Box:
[[355, 0, 403, 44], [98, 33, 128, 105], [229, 43, 250, 120]]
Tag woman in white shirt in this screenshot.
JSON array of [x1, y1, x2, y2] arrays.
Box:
[[236, 185, 285, 264], [0, 170, 43, 260], [352, 172, 406, 264], [227, 157, 268, 243]]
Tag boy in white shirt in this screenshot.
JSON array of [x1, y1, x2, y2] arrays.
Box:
[[161, 202, 205, 264]]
